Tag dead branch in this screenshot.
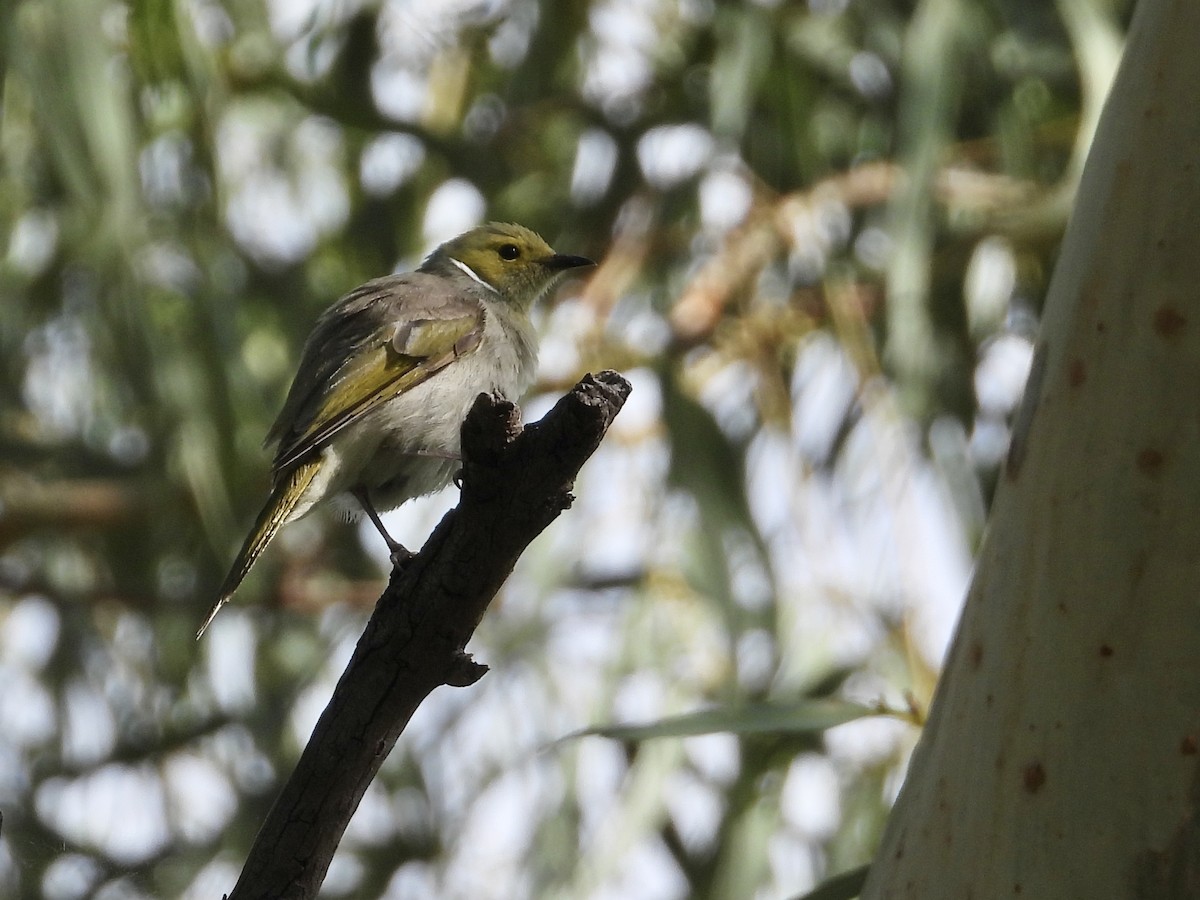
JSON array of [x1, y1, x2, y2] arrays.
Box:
[[226, 370, 631, 900]]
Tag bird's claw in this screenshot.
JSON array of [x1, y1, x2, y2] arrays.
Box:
[[390, 545, 414, 570]]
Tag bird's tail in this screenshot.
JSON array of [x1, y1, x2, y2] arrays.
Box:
[[196, 458, 323, 639]]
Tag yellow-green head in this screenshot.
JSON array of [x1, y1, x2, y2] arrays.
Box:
[[421, 222, 594, 308]]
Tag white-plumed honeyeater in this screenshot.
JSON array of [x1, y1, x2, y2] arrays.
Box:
[[198, 223, 594, 637]]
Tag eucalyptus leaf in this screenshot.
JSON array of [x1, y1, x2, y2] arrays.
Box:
[[789, 864, 870, 900], [560, 700, 880, 744]]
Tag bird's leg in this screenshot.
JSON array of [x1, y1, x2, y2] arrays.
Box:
[[351, 487, 413, 569]]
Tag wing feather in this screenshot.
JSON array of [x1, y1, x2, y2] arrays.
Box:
[[269, 274, 484, 471]]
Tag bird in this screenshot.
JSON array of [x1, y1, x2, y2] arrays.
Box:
[[197, 222, 594, 637]]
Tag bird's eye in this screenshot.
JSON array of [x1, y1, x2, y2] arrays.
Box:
[[498, 243, 520, 261]]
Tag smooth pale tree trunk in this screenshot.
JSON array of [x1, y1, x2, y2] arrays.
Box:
[[862, 1, 1200, 897]]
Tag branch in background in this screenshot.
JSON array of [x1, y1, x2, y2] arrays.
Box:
[[666, 160, 1041, 348], [226, 371, 631, 900], [0, 477, 147, 544]]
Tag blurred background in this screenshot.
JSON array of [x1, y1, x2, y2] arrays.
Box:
[[0, 0, 1131, 897]]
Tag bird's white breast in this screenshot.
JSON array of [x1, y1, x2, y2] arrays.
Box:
[[309, 297, 539, 515]]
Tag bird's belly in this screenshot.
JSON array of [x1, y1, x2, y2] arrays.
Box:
[[338, 347, 532, 510]]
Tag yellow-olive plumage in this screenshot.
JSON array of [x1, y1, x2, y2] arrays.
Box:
[[198, 223, 593, 637]]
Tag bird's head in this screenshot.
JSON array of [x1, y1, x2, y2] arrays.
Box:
[[422, 222, 594, 308]]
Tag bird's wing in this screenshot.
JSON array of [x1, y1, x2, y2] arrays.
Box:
[[269, 274, 485, 471]]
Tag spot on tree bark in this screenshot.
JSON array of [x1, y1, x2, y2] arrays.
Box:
[[970, 641, 984, 669], [1068, 358, 1086, 387], [1022, 762, 1046, 794], [1153, 305, 1187, 338], [1137, 448, 1165, 476]]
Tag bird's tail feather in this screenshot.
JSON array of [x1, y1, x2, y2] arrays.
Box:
[[196, 458, 323, 639]]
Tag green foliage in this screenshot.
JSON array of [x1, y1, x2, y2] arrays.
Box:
[[790, 864, 870, 900], [562, 699, 884, 743], [0, 0, 1130, 897]]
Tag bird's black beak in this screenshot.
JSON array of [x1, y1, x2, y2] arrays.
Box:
[[542, 254, 595, 271]]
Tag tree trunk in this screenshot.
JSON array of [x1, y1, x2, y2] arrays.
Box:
[[862, 1, 1200, 896]]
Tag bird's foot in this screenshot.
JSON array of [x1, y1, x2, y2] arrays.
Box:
[[389, 543, 414, 570]]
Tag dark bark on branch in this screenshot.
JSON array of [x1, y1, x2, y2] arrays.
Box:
[[225, 371, 631, 900]]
